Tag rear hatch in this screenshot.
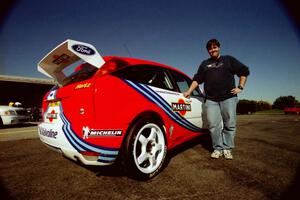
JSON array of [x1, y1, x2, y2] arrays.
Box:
[[38, 39, 105, 85], [38, 39, 106, 129]]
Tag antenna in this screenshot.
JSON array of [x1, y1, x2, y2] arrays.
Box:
[[123, 43, 133, 57]]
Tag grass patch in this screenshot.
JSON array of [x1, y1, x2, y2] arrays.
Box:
[[254, 109, 284, 115]]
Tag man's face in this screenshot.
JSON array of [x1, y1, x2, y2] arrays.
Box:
[[207, 44, 220, 59]]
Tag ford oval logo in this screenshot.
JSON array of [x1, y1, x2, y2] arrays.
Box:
[[72, 44, 95, 56]]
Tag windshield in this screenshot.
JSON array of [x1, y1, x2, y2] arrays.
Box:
[[61, 63, 97, 86]]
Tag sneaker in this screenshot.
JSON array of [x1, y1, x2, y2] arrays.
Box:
[[211, 150, 223, 159], [223, 150, 233, 160]]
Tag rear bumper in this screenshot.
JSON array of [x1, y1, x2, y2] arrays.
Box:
[[38, 122, 119, 166]]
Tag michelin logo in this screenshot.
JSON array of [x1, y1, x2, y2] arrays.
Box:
[[83, 126, 122, 139]]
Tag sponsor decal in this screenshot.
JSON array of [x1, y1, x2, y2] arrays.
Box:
[[171, 99, 191, 116], [52, 54, 70, 65], [124, 80, 202, 132], [46, 110, 58, 122], [82, 126, 122, 139], [48, 101, 60, 107], [47, 90, 57, 101], [39, 127, 58, 139], [72, 44, 95, 56], [75, 83, 91, 90]]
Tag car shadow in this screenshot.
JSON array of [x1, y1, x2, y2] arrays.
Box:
[[168, 132, 212, 158], [79, 132, 212, 179]]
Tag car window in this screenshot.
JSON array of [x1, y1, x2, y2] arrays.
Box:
[[113, 65, 175, 91], [62, 63, 98, 86], [169, 70, 201, 97]]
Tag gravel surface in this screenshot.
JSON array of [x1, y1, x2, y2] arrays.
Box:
[[0, 115, 300, 200]]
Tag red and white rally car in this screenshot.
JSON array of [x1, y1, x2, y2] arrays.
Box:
[[37, 39, 207, 179]]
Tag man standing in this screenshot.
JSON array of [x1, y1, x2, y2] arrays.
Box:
[[183, 39, 250, 159]]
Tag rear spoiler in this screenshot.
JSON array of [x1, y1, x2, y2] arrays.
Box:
[[37, 39, 105, 84]]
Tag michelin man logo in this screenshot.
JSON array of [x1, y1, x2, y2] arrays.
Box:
[[82, 126, 90, 139], [82, 126, 122, 139]]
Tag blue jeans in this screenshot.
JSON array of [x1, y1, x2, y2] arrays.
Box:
[[204, 96, 238, 151]]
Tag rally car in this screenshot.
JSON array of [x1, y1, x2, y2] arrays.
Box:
[[37, 39, 207, 180], [283, 106, 300, 115]]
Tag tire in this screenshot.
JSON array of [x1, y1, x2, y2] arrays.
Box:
[[0, 117, 3, 128], [122, 118, 167, 180]]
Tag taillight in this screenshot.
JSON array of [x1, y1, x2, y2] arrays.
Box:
[[80, 151, 100, 157]]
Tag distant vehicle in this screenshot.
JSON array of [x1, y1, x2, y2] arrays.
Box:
[[37, 39, 208, 180], [0, 105, 30, 127], [284, 106, 300, 115]]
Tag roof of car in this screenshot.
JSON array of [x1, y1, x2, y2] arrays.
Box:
[[103, 56, 190, 78]]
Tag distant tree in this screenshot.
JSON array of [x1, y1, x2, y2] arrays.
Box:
[[256, 100, 272, 111], [237, 100, 257, 114], [273, 96, 298, 109]]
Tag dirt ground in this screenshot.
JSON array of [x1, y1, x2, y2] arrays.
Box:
[[0, 115, 300, 200]]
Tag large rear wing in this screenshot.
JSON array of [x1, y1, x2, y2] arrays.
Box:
[[37, 39, 105, 84]]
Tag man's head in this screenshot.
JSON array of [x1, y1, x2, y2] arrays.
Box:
[[206, 39, 221, 59]]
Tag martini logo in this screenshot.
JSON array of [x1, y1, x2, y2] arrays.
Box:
[[46, 110, 58, 123], [171, 99, 191, 116], [82, 126, 122, 139], [72, 44, 95, 55]]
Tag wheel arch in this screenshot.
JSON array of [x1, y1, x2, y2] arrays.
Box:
[[125, 110, 167, 145], [118, 110, 169, 180]]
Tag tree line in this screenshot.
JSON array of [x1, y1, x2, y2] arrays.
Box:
[[237, 96, 299, 114]]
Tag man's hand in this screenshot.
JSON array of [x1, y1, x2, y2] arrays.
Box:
[[183, 91, 191, 98], [231, 87, 242, 95], [182, 81, 199, 99]]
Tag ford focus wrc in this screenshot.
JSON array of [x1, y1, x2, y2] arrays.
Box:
[[37, 39, 208, 179]]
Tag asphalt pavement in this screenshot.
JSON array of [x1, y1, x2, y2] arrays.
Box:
[[0, 115, 300, 200]]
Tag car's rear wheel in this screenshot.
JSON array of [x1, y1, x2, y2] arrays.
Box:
[[122, 118, 167, 180]]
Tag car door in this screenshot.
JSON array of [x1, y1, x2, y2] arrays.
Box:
[[140, 67, 205, 129], [166, 70, 205, 128]]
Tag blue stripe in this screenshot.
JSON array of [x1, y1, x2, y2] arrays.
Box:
[[124, 80, 202, 132], [140, 83, 201, 131], [98, 156, 116, 161], [58, 103, 119, 158]]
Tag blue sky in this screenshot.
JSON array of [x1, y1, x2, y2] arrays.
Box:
[[1, 0, 300, 103]]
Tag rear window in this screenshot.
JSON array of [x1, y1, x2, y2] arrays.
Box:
[[61, 63, 97, 86], [112, 65, 175, 91]]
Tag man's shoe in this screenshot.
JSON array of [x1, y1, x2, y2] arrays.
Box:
[[211, 150, 223, 159], [223, 150, 233, 160]]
